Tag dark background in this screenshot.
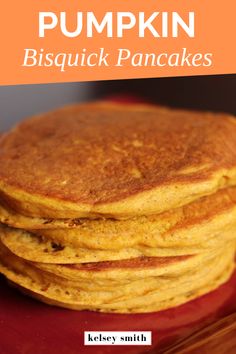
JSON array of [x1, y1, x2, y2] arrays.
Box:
[[0, 74, 235, 131], [94, 74, 236, 114]]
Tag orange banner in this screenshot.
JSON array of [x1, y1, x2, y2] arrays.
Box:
[[0, 0, 235, 85]]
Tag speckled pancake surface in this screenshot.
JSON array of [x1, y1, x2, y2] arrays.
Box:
[[0, 103, 236, 218]]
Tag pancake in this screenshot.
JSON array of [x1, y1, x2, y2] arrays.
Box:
[[0, 184, 236, 245], [17, 266, 233, 313], [1, 224, 236, 263], [32, 186, 236, 251], [33, 249, 226, 282], [1, 186, 236, 263], [0, 240, 234, 313], [0, 103, 236, 219], [0, 202, 83, 230]]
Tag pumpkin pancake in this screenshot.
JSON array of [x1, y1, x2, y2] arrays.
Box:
[[0, 185, 236, 246], [1, 186, 236, 263], [0, 103, 236, 219], [0, 202, 83, 230], [31, 186, 236, 252], [1, 224, 235, 263], [0, 240, 234, 313]]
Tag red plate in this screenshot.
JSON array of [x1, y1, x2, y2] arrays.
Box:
[[1, 271, 236, 354]]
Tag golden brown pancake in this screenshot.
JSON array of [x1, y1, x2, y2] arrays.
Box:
[[0, 202, 83, 229], [1, 186, 236, 263], [32, 186, 236, 250], [0, 239, 234, 313], [1, 224, 235, 263], [0, 103, 236, 218], [0, 185, 236, 240]]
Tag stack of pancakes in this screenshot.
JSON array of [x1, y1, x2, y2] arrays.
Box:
[[0, 102, 236, 313]]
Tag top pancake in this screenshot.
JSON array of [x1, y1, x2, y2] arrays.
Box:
[[0, 102, 236, 219]]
